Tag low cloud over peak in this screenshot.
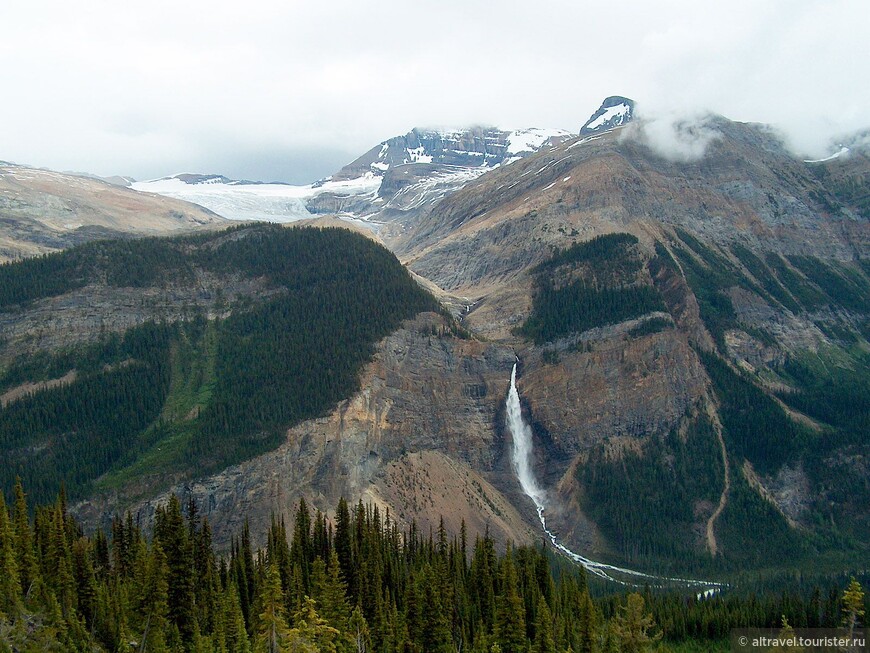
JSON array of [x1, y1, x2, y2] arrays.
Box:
[[620, 109, 722, 163]]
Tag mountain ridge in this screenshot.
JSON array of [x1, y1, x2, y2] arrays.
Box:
[[0, 161, 226, 262], [130, 124, 574, 228]]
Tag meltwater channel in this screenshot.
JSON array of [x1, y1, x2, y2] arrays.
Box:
[[506, 360, 722, 591]]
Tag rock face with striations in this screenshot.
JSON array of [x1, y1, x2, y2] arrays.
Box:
[[73, 312, 538, 550], [330, 126, 571, 181], [306, 126, 573, 228]]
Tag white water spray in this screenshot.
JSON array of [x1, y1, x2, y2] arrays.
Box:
[[507, 362, 547, 509], [506, 361, 722, 590]]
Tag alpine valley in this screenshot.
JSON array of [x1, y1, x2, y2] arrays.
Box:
[[1, 96, 868, 604]]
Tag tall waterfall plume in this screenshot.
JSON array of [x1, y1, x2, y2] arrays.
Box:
[[506, 362, 547, 510], [505, 361, 722, 591]]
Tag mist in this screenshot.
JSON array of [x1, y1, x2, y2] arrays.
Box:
[[620, 110, 722, 163]]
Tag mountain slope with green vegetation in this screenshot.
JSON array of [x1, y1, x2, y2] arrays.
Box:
[[519, 233, 666, 344], [512, 224, 869, 573], [0, 224, 440, 506], [1, 482, 866, 652]]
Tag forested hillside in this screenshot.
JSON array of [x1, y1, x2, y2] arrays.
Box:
[[0, 483, 866, 652], [514, 229, 870, 572], [0, 225, 440, 506], [519, 233, 665, 344]]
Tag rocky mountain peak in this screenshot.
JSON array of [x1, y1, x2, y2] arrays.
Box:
[[580, 95, 635, 135], [331, 126, 572, 182]]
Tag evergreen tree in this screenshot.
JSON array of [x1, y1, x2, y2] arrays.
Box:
[[46, 502, 75, 618], [532, 595, 556, 653], [290, 597, 340, 653], [12, 478, 39, 600], [348, 605, 370, 653], [841, 578, 865, 639], [775, 616, 804, 653], [154, 495, 196, 642], [195, 518, 220, 635], [420, 565, 452, 653], [71, 537, 97, 628], [0, 494, 23, 619], [335, 498, 355, 601], [312, 551, 351, 632], [134, 542, 171, 653], [495, 547, 526, 653], [240, 521, 257, 627], [255, 562, 291, 653], [291, 499, 313, 595], [610, 593, 660, 653], [600, 622, 618, 653], [224, 584, 252, 653], [471, 531, 498, 631], [576, 590, 597, 653], [312, 511, 331, 563]]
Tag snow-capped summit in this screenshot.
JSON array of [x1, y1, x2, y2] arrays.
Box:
[[331, 126, 572, 181], [580, 96, 635, 135], [131, 125, 575, 227], [301, 125, 573, 223]]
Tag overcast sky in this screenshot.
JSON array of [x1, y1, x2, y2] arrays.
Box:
[[1, 0, 866, 183]]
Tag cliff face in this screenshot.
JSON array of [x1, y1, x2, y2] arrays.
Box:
[[519, 322, 707, 459], [74, 313, 537, 550]]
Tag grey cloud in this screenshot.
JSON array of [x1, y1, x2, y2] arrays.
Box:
[[0, 0, 866, 181], [620, 110, 721, 163]]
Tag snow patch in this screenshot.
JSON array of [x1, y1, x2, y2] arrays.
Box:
[[804, 146, 850, 163], [507, 127, 571, 154], [584, 102, 631, 132], [566, 135, 603, 150], [405, 146, 433, 164]]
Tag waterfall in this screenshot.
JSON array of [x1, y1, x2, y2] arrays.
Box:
[[505, 361, 722, 590], [507, 362, 547, 510]]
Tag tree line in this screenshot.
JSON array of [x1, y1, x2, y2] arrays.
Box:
[[1, 481, 866, 652]]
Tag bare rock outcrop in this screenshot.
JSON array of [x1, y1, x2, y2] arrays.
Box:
[[74, 313, 523, 549]]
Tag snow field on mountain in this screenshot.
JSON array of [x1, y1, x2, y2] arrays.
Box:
[[132, 174, 382, 223]]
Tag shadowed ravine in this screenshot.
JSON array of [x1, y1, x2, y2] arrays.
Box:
[[506, 360, 722, 591]]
